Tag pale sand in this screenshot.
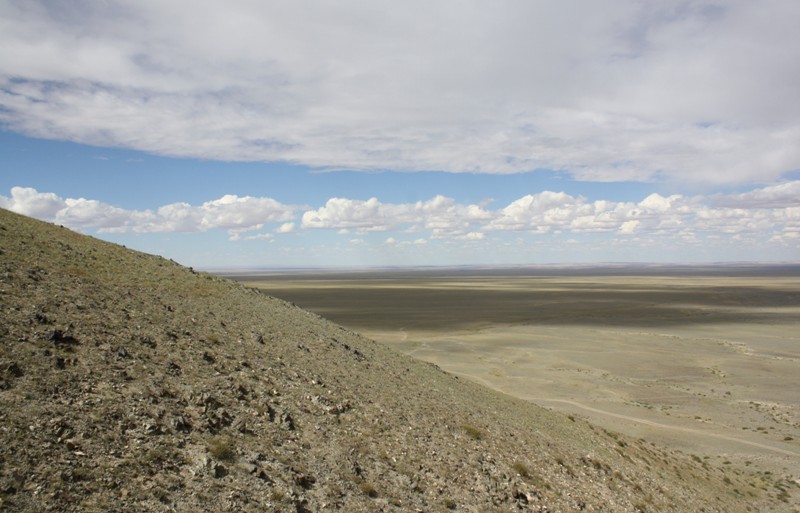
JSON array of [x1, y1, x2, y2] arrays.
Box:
[[369, 321, 800, 475]]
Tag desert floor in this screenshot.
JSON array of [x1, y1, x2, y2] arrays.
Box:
[[228, 269, 800, 478]]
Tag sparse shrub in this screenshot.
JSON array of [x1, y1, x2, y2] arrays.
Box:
[[529, 474, 551, 490], [461, 424, 484, 441], [555, 456, 576, 476], [143, 445, 179, 467], [62, 466, 93, 482], [443, 498, 457, 510], [512, 461, 530, 478], [152, 486, 170, 504], [360, 482, 378, 498], [208, 435, 235, 461]]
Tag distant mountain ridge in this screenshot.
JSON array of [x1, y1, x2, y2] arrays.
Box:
[[0, 208, 785, 512]]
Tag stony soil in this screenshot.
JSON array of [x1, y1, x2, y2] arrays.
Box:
[[0, 208, 790, 512]]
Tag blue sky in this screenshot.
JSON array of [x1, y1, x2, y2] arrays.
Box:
[[1, 1, 799, 268]]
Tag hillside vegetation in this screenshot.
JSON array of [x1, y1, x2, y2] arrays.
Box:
[[0, 208, 786, 512]]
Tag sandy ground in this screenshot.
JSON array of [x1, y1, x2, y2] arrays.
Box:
[[369, 321, 800, 474], [234, 271, 800, 479]]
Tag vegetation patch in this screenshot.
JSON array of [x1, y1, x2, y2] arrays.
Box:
[[461, 423, 485, 440], [207, 435, 236, 462]]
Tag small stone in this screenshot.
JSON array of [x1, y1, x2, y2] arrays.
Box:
[[5, 362, 23, 377], [46, 330, 79, 346], [32, 312, 50, 324], [213, 464, 228, 478], [294, 472, 316, 489], [139, 336, 156, 348]]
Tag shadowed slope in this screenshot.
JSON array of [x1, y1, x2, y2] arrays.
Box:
[[0, 209, 784, 512]]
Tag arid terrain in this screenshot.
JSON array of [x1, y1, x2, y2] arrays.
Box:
[[2, 207, 798, 512], [229, 267, 800, 487]]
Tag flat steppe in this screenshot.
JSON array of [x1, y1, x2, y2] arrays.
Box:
[[227, 268, 800, 480]]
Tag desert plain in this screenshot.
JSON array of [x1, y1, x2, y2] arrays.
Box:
[[227, 266, 800, 480]]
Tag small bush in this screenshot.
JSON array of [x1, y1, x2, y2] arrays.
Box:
[[512, 461, 530, 478], [208, 436, 235, 462], [360, 482, 378, 498], [461, 424, 484, 440], [443, 498, 457, 510]]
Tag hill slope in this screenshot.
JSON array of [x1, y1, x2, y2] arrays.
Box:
[[0, 208, 785, 512]]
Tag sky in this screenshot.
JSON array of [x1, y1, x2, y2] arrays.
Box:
[[1, 0, 799, 268]]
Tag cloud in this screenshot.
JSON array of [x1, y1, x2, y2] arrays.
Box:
[[0, 187, 299, 236], [276, 222, 296, 234], [1, 1, 799, 184], [618, 220, 640, 234], [461, 232, 485, 241], [382, 236, 431, 248], [297, 183, 799, 244], [302, 198, 387, 231], [0, 187, 66, 219], [302, 195, 491, 238], [237, 233, 274, 241], [3, 182, 799, 249], [710, 181, 800, 209], [229, 225, 277, 241]]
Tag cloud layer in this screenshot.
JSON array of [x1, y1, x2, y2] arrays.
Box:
[[3, 182, 798, 247], [2, 1, 799, 184], [0, 187, 298, 239]]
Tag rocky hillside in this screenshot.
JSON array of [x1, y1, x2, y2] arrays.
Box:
[[0, 208, 788, 512]]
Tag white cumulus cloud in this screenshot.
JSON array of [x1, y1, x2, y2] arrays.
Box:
[[276, 222, 296, 234], [4, 181, 799, 252], [0, 187, 299, 237], [0, 187, 67, 219], [302, 195, 491, 238]]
